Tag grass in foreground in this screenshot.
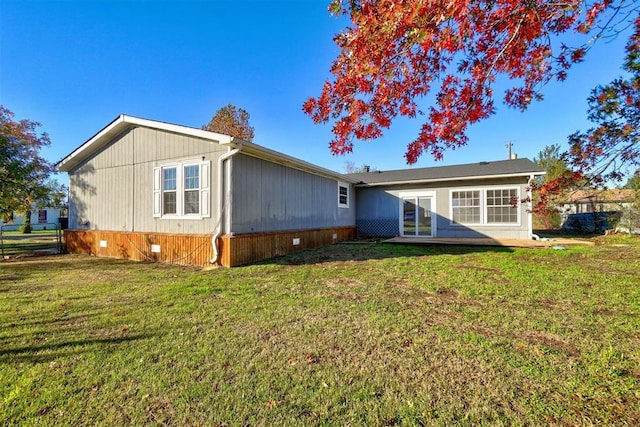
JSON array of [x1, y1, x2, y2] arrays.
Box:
[[1, 237, 639, 425]]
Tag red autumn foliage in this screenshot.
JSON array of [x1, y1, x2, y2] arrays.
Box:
[[528, 170, 586, 217], [304, 0, 637, 167]]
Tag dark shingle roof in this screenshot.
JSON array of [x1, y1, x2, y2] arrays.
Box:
[[346, 158, 544, 186]]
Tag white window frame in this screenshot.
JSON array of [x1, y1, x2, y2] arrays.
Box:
[[451, 189, 481, 225], [486, 187, 520, 225], [153, 160, 210, 219], [398, 191, 437, 237], [449, 186, 521, 226], [161, 166, 178, 215], [338, 182, 350, 208]]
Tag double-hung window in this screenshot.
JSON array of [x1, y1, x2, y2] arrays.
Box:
[[154, 160, 210, 219], [451, 187, 520, 225], [338, 182, 349, 208], [162, 167, 178, 215], [486, 188, 519, 224], [451, 190, 481, 224], [183, 165, 200, 214]]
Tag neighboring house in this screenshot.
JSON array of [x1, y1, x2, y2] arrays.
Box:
[[560, 189, 634, 214], [559, 189, 636, 233], [0, 208, 66, 231], [56, 114, 545, 267], [348, 159, 544, 240], [55, 115, 357, 267]]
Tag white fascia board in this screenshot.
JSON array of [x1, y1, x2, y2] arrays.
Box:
[[234, 141, 359, 184], [355, 171, 546, 187], [121, 115, 234, 144], [56, 114, 235, 172], [56, 114, 127, 172]]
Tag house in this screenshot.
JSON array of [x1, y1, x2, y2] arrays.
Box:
[[1, 208, 66, 231], [56, 114, 545, 267], [348, 159, 544, 240], [559, 189, 636, 233], [560, 189, 634, 214], [55, 115, 357, 267]]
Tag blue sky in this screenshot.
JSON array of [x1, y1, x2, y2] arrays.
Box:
[[0, 0, 635, 181]]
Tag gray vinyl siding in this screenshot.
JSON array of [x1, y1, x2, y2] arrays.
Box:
[[69, 162, 133, 231], [67, 126, 227, 233], [355, 178, 532, 239], [229, 154, 355, 234]]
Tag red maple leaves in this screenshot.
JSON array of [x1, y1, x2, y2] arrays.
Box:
[[304, 0, 633, 164]]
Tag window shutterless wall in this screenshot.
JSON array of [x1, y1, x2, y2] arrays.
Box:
[[229, 154, 356, 234]]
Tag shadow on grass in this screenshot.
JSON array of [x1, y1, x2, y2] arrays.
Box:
[[1, 255, 129, 270], [0, 255, 143, 284], [259, 241, 515, 267], [3, 312, 100, 329], [0, 334, 154, 363]]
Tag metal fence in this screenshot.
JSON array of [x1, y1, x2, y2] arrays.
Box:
[[0, 223, 63, 258]]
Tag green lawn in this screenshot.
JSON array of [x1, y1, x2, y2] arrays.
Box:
[[1, 237, 639, 425]]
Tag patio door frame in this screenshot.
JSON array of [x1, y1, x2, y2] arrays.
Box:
[[399, 191, 436, 237]]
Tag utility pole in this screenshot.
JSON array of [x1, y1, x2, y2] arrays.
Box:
[[506, 141, 516, 160]]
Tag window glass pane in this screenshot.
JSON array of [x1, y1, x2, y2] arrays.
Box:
[[163, 168, 177, 191], [163, 191, 176, 215], [184, 165, 199, 190], [486, 188, 518, 223], [339, 185, 348, 206], [184, 190, 199, 214], [162, 167, 177, 215], [417, 197, 432, 236], [403, 199, 416, 235], [452, 190, 480, 224]]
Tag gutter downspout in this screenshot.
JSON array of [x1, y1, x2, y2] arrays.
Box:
[[528, 173, 542, 240], [210, 142, 243, 264]]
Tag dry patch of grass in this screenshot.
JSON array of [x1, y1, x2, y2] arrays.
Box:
[[1, 239, 639, 425]]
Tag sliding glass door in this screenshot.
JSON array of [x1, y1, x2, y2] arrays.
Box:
[[402, 195, 433, 237]]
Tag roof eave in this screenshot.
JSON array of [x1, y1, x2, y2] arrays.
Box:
[[55, 114, 357, 184], [55, 114, 235, 172], [235, 141, 359, 184], [355, 171, 546, 187]]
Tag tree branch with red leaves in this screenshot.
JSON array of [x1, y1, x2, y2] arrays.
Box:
[[304, 0, 638, 166]]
